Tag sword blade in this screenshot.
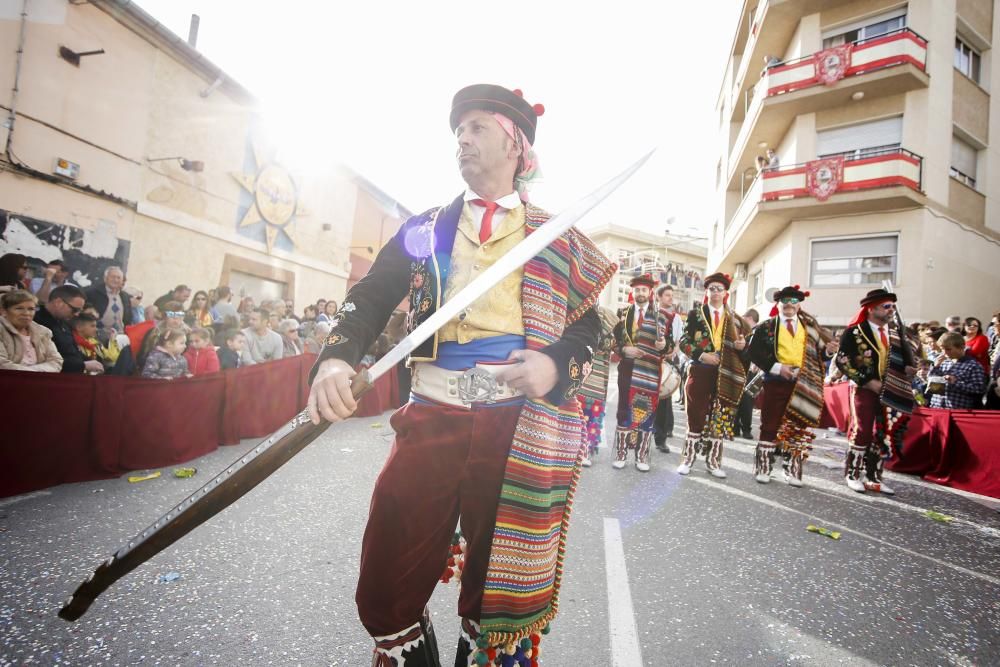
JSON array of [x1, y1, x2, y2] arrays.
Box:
[[366, 149, 654, 383]]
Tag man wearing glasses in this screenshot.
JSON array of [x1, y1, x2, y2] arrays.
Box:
[[747, 286, 838, 487], [835, 288, 902, 493], [677, 272, 749, 477], [33, 284, 104, 375]]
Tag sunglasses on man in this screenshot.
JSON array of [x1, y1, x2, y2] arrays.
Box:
[[166, 311, 186, 318], [780, 297, 801, 305]]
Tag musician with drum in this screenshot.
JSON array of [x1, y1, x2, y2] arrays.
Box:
[[746, 286, 838, 487]]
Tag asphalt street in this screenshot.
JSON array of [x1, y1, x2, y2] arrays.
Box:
[[2, 383, 999, 666]]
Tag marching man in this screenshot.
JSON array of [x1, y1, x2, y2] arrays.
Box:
[[612, 274, 670, 471], [746, 286, 838, 486], [677, 273, 749, 477], [835, 288, 915, 494], [577, 307, 619, 467]]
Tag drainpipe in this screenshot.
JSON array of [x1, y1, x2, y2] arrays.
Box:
[[4, 0, 29, 159]]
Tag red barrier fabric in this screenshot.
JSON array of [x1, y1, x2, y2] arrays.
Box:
[[821, 383, 852, 433], [221, 357, 305, 445], [1, 356, 399, 498], [922, 411, 1000, 499]]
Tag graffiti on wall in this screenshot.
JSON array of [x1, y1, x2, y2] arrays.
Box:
[[0, 209, 131, 288]]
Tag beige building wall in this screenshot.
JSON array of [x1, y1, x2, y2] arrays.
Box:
[[0, 0, 398, 313]]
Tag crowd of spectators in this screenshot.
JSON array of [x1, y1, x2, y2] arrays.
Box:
[[0, 252, 409, 386]]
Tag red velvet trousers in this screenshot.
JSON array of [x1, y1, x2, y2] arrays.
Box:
[[355, 399, 523, 637], [684, 364, 719, 433], [758, 378, 796, 442]]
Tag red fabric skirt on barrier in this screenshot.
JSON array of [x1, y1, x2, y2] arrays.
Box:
[[0, 354, 400, 498]]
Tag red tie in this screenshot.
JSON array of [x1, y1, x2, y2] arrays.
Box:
[[713, 310, 720, 329], [786, 319, 796, 337], [638, 307, 645, 327], [879, 326, 889, 350], [472, 199, 499, 244]]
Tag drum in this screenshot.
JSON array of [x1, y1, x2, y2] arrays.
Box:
[[743, 369, 766, 399], [659, 362, 681, 398]]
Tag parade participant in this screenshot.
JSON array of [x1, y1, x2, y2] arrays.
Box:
[[611, 274, 669, 471], [746, 286, 838, 486], [307, 84, 613, 667], [652, 284, 684, 452], [577, 307, 618, 467], [836, 288, 914, 494], [676, 273, 749, 477]]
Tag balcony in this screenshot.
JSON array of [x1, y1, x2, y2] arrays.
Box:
[[718, 148, 925, 270], [728, 28, 929, 187]]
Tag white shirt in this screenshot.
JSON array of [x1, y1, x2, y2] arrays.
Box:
[[464, 190, 522, 236]]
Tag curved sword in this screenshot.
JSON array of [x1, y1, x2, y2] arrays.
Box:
[[58, 150, 653, 622]]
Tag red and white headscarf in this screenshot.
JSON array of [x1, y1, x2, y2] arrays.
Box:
[[490, 112, 542, 202]]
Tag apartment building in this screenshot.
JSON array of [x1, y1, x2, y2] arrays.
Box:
[[712, 0, 1000, 325], [586, 223, 708, 314]]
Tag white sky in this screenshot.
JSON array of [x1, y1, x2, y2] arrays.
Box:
[[135, 0, 742, 237]]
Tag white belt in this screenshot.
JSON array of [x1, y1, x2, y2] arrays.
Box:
[[411, 361, 524, 408]]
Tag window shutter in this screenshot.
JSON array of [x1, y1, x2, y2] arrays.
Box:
[[817, 117, 903, 156]]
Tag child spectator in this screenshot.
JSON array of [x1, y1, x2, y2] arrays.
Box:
[[72, 312, 115, 369], [184, 327, 221, 375], [928, 332, 987, 409], [142, 329, 190, 380], [217, 329, 246, 370]]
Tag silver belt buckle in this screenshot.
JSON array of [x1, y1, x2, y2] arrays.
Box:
[[458, 367, 500, 405]]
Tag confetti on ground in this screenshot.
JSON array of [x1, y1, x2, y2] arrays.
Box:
[[807, 524, 841, 540], [340, 448, 354, 453], [173, 467, 197, 478], [158, 572, 181, 583], [369, 423, 383, 428], [924, 510, 954, 523], [127, 472, 161, 483]]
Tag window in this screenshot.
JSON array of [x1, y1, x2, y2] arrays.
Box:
[[810, 236, 897, 287], [751, 270, 762, 304], [817, 116, 902, 160], [823, 9, 907, 49], [955, 38, 981, 83], [950, 135, 978, 188]]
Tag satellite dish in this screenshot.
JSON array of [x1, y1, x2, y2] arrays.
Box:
[[764, 287, 777, 303]]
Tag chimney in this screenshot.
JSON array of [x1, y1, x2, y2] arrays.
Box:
[[187, 14, 200, 48]]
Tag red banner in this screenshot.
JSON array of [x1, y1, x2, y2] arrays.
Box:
[[806, 156, 845, 201], [814, 44, 853, 85]]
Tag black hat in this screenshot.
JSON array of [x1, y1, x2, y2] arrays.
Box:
[[703, 272, 732, 290], [774, 285, 809, 301], [860, 288, 897, 306], [629, 273, 657, 288], [450, 84, 544, 145]]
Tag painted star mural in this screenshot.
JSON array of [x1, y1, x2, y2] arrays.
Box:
[[232, 142, 308, 253]]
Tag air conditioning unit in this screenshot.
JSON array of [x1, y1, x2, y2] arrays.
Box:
[[734, 263, 749, 280]]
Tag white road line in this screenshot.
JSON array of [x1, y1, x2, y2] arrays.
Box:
[[717, 453, 1000, 538], [684, 476, 1000, 588], [603, 517, 643, 667]]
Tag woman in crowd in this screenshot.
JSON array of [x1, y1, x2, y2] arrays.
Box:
[[277, 319, 303, 356], [303, 321, 330, 355], [315, 299, 338, 324], [0, 289, 63, 372], [964, 317, 991, 374], [186, 290, 214, 329], [0, 253, 29, 291], [237, 296, 255, 323], [141, 329, 190, 380]]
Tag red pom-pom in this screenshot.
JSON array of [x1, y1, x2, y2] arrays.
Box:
[[793, 284, 800, 290], [530, 633, 541, 645], [725, 274, 731, 281], [804, 290, 811, 297], [769, 304, 779, 317], [451, 544, 463, 554], [513, 88, 524, 97], [487, 648, 497, 661], [533, 103, 546, 116]]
